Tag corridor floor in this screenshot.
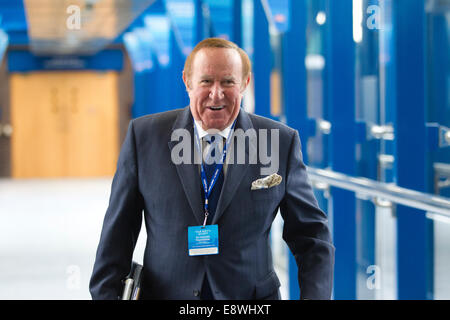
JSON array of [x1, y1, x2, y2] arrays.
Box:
[[0, 178, 448, 299]]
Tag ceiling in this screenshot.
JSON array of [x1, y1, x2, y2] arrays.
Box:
[[9, 0, 156, 55]]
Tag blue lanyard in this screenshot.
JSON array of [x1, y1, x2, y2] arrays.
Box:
[[193, 119, 236, 226]]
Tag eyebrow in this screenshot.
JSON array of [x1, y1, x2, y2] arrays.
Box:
[[222, 76, 237, 81], [198, 75, 238, 81]]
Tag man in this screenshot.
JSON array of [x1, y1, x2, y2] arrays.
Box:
[[90, 38, 334, 300]]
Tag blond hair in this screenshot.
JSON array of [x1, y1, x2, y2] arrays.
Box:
[[183, 38, 251, 84]]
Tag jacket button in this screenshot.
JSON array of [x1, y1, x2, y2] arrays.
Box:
[[193, 290, 200, 297]]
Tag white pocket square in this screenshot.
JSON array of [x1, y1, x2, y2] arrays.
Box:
[[251, 173, 282, 190]]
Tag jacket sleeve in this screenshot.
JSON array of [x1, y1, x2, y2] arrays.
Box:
[[279, 130, 335, 300], [89, 120, 144, 300]]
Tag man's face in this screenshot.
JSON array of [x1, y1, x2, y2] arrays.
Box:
[[184, 48, 250, 131]]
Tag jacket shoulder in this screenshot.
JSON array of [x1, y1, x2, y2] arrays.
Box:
[[246, 112, 297, 136], [126, 107, 187, 145], [132, 108, 184, 130]]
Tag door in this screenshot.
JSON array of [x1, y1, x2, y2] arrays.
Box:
[[10, 71, 119, 178]]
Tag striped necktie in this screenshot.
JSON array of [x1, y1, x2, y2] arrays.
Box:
[[201, 134, 224, 221], [200, 134, 223, 300]]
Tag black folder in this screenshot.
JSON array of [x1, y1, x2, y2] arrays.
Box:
[[121, 262, 143, 300]]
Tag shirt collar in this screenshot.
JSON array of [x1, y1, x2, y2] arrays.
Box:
[[193, 119, 234, 140]]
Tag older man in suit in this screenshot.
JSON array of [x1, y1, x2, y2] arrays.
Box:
[[89, 38, 334, 300]]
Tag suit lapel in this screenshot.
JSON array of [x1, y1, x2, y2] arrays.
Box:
[[212, 109, 256, 224], [167, 107, 204, 225], [168, 107, 256, 226]]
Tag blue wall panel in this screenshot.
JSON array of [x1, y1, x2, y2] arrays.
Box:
[[326, 0, 357, 300], [393, 0, 432, 300], [252, 0, 272, 119]]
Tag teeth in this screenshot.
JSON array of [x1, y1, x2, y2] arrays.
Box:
[[210, 106, 224, 110]]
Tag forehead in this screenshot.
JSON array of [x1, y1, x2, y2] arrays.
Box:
[[191, 48, 243, 77]]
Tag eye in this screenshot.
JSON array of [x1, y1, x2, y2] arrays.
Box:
[[223, 79, 236, 86], [200, 79, 211, 84]]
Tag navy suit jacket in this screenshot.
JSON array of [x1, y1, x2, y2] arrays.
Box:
[[89, 107, 335, 300]]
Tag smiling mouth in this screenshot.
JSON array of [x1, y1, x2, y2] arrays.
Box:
[[207, 105, 225, 111]]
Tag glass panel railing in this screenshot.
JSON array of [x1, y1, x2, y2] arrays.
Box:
[[307, 167, 450, 300], [427, 211, 450, 299]]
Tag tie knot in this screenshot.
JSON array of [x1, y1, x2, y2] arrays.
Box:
[[204, 134, 220, 145], [203, 134, 223, 163]]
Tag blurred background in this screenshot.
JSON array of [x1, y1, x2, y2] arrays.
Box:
[[0, 0, 449, 300]]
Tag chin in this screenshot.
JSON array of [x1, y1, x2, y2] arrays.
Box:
[[203, 121, 227, 131], [201, 115, 229, 130], [199, 109, 239, 130]]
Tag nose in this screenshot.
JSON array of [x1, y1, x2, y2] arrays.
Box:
[[209, 82, 224, 101]]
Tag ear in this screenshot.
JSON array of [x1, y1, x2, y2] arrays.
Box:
[[240, 72, 252, 93], [182, 70, 191, 91]]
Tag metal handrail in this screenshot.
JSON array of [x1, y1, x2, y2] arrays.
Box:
[[306, 167, 450, 218]]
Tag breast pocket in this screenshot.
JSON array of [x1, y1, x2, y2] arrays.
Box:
[[250, 185, 280, 202]]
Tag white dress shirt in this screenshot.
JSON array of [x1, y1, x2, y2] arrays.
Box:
[[193, 120, 234, 174]]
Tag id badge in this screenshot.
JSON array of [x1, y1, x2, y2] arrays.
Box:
[[188, 225, 219, 256]]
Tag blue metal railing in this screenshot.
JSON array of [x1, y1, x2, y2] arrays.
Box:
[[307, 167, 450, 218]]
